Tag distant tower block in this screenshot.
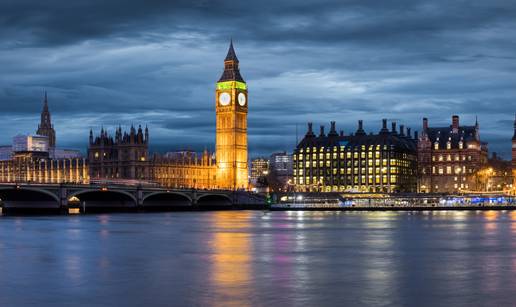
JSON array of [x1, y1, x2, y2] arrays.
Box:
[[215, 40, 249, 190]]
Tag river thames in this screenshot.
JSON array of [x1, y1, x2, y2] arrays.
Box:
[[1, 210, 516, 306]]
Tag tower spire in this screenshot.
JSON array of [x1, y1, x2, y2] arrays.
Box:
[[225, 38, 238, 62], [218, 39, 244, 82], [36, 91, 56, 147], [513, 113, 516, 141]]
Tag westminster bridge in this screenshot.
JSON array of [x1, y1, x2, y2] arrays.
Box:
[[0, 183, 266, 212]]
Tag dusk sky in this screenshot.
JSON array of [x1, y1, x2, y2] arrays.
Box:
[[1, 0, 515, 158]]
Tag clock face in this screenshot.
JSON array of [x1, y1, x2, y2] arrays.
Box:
[[238, 93, 246, 106], [219, 92, 231, 106]]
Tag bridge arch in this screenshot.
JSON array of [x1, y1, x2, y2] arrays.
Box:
[[68, 189, 137, 209], [142, 191, 192, 207], [0, 186, 60, 209], [196, 193, 233, 207]]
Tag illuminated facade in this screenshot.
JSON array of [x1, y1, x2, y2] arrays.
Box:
[[215, 40, 249, 190], [85, 41, 249, 190], [0, 151, 88, 184], [418, 115, 488, 193], [512, 115, 516, 191], [151, 150, 216, 189], [0, 94, 87, 184], [250, 158, 269, 182], [293, 119, 418, 193]]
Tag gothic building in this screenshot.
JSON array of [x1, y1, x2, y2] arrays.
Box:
[[215, 40, 249, 190], [88, 125, 149, 180], [86, 41, 249, 190], [36, 92, 56, 148], [512, 115, 516, 190], [418, 115, 488, 193], [293, 119, 418, 193]]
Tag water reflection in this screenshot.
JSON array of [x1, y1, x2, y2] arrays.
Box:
[[209, 211, 252, 307], [0, 211, 516, 306]]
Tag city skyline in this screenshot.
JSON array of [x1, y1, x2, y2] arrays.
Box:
[[1, 1, 515, 158]]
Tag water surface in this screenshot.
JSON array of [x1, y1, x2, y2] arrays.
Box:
[[1, 210, 516, 306]]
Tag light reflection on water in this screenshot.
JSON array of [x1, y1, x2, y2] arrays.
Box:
[[1, 211, 516, 306]]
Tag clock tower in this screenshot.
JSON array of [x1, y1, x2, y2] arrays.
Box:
[[215, 40, 248, 190], [512, 114, 516, 193]]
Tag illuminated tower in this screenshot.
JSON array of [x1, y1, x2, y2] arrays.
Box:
[[512, 114, 516, 192], [215, 40, 248, 190], [36, 91, 56, 148]]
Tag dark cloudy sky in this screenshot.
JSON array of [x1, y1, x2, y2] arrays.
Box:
[[1, 0, 515, 158]]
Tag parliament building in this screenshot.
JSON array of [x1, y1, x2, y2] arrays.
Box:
[[0, 93, 88, 184], [87, 41, 249, 190]]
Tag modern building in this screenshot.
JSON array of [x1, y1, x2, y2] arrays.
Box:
[[250, 157, 269, 183], [269, 152, 293, 191], [417, 115, 488, 193], [12, 134, 49, 153], [293, 119, 418, 193]]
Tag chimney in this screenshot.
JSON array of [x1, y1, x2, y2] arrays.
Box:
[[400, 124, 405, 136], [328, 121, 338, 137], [423, 117, 428, 131], [391, 122, 397, 134], [414, 130, 419, 140], [380, 119, 389, 134], [452, 115, 459, 133], [307, 122, 315, 137], [339, 130, 344, 137], [407, 127, 411, 138], [319, 125, 325, 137]]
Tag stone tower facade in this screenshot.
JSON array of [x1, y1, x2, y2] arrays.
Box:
[[88, 125, 149, 180], [215, 40, 249, 190], [512, 114, 516, 191], [36, 92, 56, 148]]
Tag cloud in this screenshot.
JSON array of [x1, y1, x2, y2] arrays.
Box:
[[0, 0, 515, 157]]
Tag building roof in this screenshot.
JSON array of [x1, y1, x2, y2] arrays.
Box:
[[296, 121, 417, 153], [225, 39, 238, 62], [425, 125, 478, 149], [218, 40, 245, 83]]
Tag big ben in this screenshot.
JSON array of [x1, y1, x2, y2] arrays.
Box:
[[215, 40, 248, 190]]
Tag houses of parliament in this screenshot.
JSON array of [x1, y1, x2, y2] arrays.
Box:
[[0, 41, 249, 190], [88, 40, 249, 190]]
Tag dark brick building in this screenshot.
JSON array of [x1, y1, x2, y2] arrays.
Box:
[[417, 115, 488, 193]]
